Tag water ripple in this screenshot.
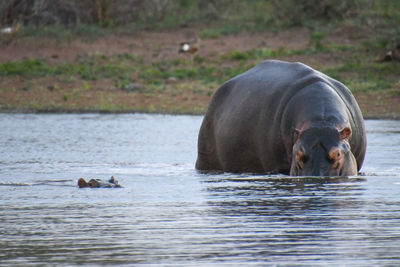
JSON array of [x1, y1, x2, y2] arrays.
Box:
[[0, 115, 400, 265]]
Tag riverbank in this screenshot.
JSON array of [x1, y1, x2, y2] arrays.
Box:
[[0, 26, 399, 118]]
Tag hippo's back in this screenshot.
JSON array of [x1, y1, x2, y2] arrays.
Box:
[[214, 60, 353, 115]]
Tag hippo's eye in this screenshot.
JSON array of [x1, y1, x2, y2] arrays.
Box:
[[329, 148, 343, 163]]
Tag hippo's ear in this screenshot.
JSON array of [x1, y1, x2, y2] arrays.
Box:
[[77, 178, 87, 188], [339, 127, 352, 140]]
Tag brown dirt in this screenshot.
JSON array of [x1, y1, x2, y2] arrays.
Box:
[[0, 26, 398, 118], [0, 27, 311, 63], [354, 91, 400, 119]]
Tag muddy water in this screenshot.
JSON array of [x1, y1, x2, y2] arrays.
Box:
[[0, 114, 399, 266]]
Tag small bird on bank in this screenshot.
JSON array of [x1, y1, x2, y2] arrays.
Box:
[[179, 42, 198, 54], [178, 38, 200, 55], [0, 23, 21, 44], [375, 44, 400, 62], [1, 23, 20, 35]]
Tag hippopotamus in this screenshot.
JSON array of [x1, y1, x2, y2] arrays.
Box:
[[196, 60, 367, 176], [78, 176, 122, 188]]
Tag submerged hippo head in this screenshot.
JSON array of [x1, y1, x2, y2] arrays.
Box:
[[290, 126, 357, 177], [77, 178, 101, 188], [77, 177, 122, 188]]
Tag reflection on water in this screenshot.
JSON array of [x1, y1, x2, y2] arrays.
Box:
[[0, 114, 400, 266]]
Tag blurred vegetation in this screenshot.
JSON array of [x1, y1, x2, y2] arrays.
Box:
[[0, 0, 399, 45], [1, 0, 399, 51]]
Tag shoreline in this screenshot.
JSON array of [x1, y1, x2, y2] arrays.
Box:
[[1, 108, 399, 120]]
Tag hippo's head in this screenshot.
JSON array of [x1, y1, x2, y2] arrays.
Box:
[[290, 126, 357, 177]]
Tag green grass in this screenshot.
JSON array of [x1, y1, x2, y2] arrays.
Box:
[[324, 60, 399, 93], [1, 39, 398, 101], [0, 59, 54, 76], [0, 56, 138, 81], [20, 24, 106, 43], [199, 28, 222, 39]]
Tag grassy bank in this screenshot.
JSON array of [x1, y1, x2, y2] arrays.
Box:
[[0, 27, 399, 118], [0, 0, 399, 117]]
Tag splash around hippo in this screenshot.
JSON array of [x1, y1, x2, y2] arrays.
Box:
[[196, 60, 367, 176]]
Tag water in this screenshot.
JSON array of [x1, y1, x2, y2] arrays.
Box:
[[1, 114, 400, 266]]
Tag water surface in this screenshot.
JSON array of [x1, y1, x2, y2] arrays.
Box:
[[1, 114, 400, 266]]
